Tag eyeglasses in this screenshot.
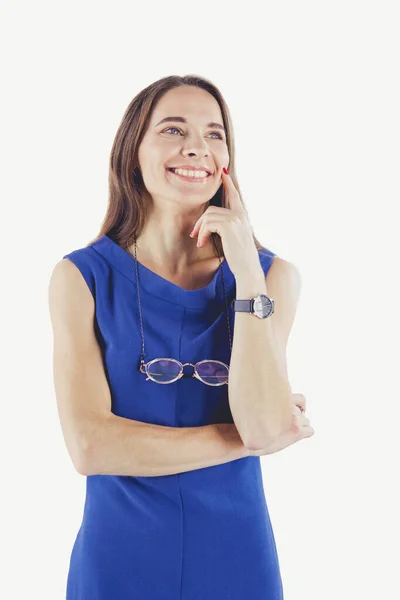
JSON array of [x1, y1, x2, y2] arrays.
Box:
[[139, 358, 229, 386]]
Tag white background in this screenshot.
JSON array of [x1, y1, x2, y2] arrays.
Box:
[[1, 1, 399, 598]]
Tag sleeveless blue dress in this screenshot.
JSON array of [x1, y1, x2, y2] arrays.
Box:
[[63, 233, 283, 600]]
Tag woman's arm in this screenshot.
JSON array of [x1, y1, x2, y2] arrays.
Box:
[[228, 258, 302, 449], [82, 417, 247, 477], [49, 259, 247, 477]]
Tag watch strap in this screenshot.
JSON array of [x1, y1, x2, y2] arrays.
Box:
[[231, 299, 253, 312]]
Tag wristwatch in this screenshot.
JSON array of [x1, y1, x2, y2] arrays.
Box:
[[231, 294, 274, 319]]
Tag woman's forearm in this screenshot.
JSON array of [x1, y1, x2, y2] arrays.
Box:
[[80, 415, 248, 477], [228, 270, 293, 450]]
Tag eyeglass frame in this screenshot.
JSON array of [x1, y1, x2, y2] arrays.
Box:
[[139, 357, 230, 386]]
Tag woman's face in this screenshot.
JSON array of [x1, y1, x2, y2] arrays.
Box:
[[137, 86, 230, 208]]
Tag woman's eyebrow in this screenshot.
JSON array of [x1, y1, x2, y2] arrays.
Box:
[[155, 116, 226, 133]]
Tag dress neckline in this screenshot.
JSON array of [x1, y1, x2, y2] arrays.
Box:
[[92, 234, 232, 309]]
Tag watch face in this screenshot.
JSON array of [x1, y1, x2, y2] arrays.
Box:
[[253, 295, 274, 319]]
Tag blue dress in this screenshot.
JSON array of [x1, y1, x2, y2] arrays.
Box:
[[63, 233, 283, 600]]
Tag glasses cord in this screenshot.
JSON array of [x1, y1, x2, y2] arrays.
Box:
[[132, 232, 232, 371]]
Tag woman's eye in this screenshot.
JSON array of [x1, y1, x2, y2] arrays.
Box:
[[163, 127, 182, 136], [162, 127, 223, 140]]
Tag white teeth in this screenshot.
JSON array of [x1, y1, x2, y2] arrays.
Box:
[[171, 168, 209, 178]]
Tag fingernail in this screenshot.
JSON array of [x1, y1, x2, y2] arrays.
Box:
[[223, 167, 228, 175], [189, 229, 195, 237]]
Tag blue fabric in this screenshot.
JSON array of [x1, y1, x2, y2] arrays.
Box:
[[63, 234, 283, 600]]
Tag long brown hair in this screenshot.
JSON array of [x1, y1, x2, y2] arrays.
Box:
[[88, 74, 273, 259]]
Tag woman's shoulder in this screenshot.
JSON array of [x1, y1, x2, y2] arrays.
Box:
[[60, 240, 106, 298]]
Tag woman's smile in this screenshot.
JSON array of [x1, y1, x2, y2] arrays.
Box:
[[166, 167, 212, 183]]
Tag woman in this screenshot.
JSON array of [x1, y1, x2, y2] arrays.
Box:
[[49, 74, 314, 599]]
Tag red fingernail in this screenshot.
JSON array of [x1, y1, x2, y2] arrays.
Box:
[[223, 167, 228, 174]]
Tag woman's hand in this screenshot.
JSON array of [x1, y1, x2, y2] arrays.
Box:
[[190, 168, 262, 281], [245, 393, 315, 457]]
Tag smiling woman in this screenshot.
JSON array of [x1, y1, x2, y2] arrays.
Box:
[[92, 77, 271, 260], [50, 74, 290, 600]]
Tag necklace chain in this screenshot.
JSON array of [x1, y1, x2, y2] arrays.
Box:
[[132, 234, 232, 367]]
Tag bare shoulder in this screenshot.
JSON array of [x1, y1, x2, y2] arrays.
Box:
[[266, 256, 301, 295], [48, 258, 94, 328], [49, 257, 93, 296]]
